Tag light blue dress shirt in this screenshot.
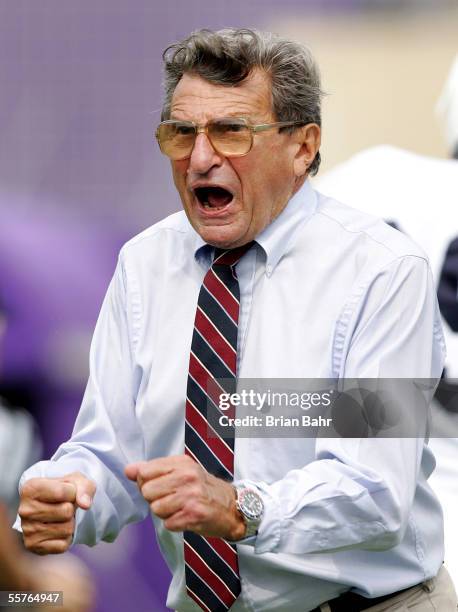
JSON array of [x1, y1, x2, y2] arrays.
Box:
[[15, 181, 446, 611]]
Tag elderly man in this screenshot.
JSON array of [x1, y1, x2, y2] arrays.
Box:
[[16, 29, 457, 611]]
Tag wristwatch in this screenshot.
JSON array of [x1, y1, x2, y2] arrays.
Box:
[[234, 486, 264, 538]]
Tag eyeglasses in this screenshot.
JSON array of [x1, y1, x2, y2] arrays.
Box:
[[155, 117, 304, 160]]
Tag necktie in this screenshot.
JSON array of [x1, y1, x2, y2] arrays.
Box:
[[184, 242, 254, 612]]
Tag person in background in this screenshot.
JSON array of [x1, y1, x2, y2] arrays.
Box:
[[316, 53, 458, 588], [0, 298, 95, 612]]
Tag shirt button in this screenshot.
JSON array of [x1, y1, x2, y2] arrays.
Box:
[[266, 265, 272, 276]]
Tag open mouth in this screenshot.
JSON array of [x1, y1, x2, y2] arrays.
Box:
[[194, 186, 234, 209]]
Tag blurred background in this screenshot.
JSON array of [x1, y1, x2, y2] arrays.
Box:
[[0, 1, 457, 611]]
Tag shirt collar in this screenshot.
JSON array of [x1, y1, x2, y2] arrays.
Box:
[[192, 180, 317, 274]]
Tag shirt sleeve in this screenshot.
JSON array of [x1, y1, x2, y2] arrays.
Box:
[[236, 255, 446, 555], [13, 252, 149, 545]]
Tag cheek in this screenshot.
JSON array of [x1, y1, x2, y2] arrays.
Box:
[[245, 155, 290, 200], [171, 161, 189, 191], [247, 153, 296, 222], [235, 157, 266, 194]]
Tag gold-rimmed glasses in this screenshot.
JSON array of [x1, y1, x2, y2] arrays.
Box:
[[155, 117, 304, 160]]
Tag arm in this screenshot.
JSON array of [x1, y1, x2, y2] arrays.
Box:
[[244, 255, 445, 554], [17, 253, 149, 549], [123, 255, 445, 551]]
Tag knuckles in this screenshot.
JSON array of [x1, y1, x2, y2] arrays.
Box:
[[136, 456, 211, 532], [30, 538, 72, 555], [19, 501, 75, 522], [181, 468, 200, 486], [21, 522, 36, 537], [177, 460, 205, 489], [18, 502, 34, 519], [150, 500, 162, 515], [20, 479, 40, 499], [22, 518, 75, 537], [61, 520, 75, 537], [21, 478, 67, 503], [20, 510, 75, 555], [182, 499, 206, 525], [61, 502, 75, 520]]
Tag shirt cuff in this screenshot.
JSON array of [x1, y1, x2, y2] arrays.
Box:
[[233, 479, 282, 554]]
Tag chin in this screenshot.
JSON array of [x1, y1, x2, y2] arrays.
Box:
[[201, 233, 238, 249], [194, 222, 247, 249]]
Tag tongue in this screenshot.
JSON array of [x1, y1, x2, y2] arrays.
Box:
[[207, 188, 232, 207]]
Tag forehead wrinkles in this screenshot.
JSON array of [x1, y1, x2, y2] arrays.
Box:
[[170, 72, 273, 122]]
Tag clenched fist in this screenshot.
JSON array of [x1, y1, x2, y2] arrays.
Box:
[[18, 472, 96, 555], [125, 455, 246, 541]]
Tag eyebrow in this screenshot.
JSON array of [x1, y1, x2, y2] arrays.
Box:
[[167, 115, 257, 124]]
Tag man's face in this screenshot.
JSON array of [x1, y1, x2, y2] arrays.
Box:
[[169, 70, 308, 248]]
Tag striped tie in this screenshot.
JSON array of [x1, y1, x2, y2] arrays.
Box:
[[184, 242, 254, 612]]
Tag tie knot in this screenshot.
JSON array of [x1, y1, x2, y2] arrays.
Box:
[[213, 241, 255, 268]]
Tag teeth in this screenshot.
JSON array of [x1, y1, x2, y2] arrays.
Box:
[[203, 202, 223, 210]]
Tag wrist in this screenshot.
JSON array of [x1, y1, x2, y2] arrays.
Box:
[[229, 486, 248, 540], [207, 475, 246, 540]]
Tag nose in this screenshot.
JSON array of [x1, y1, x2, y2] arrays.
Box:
[[188, 131, 223, 175]]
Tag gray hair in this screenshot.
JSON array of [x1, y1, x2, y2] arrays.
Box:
[[161, 28, 323, 176]]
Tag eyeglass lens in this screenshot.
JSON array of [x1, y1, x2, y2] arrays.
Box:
[[157, 118, 252, 159]]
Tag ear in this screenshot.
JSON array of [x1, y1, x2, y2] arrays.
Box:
[[293, 124, 321, 178]]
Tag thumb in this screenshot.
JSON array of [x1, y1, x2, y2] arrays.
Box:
[[61, 472, 96, 510]]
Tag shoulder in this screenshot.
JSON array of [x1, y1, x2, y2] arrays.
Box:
[[121, 211, 192, 253], [312, 189, 429, 268], [117, 211, 197, 269]]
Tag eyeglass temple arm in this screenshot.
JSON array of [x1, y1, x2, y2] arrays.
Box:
[[251, 121, 304, 133]]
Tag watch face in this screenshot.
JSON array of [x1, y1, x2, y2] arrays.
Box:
[[240, 490, 264, 520]]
